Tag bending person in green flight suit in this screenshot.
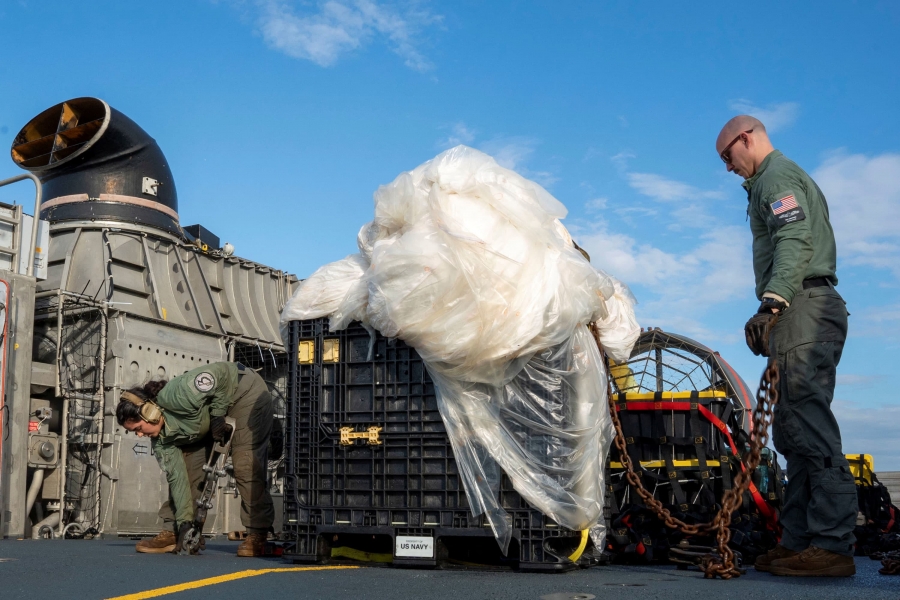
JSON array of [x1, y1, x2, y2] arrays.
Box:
[[115, 362, 274, 557], [716, 115, 857, 577]]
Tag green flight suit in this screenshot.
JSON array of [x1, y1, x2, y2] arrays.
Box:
[[743, 150, 856, 556], [153, 362, 275, 534]]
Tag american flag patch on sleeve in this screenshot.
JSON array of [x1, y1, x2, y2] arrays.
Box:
[[770, 195, 798, 215], [768, 192, 806, 227]]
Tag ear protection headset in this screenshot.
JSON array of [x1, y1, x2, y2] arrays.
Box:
[[121, 391, 163, 425]]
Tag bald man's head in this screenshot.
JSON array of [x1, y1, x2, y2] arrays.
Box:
[[716, 115, 766, 149], [716, 115, 775, 179]]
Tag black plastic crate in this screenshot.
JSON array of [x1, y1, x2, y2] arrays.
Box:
[[283, 318, 591, 571]]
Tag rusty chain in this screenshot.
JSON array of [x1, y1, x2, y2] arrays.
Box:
[[593, 324, 779, 579], [699, 357, 780, 578]]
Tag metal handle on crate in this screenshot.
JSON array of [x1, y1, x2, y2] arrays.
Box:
[[339, 426, 382, 446]]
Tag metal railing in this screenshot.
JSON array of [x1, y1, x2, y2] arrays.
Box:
[[0, 173, 41, 277]]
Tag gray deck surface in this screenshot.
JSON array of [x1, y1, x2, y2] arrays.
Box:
[[0, 538, 896, 600]]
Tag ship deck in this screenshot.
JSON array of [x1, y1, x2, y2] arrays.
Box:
[[0, 538, 895, 600]]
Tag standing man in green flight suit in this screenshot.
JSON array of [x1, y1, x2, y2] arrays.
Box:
[[115, 362, 275, 557], [716, 115, 857, 577]]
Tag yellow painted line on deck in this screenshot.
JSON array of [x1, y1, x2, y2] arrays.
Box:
[[106, 566, 360, 600]]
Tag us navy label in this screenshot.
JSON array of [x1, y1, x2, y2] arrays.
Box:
[[395, 535, 434, 558], [773, 205, 805, 227]]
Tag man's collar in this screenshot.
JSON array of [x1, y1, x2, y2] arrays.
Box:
[[742, 150, 782, 193]]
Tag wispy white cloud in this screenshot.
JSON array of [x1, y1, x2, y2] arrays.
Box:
[[525, 169, 559, 188], [435, 125, 559, 187], [585, 197, 608, 212], [439, 122, 476, 148], [847, 303, 900, 347], [582, 147, 604, 162], [478, 135, 559, 187], [860, 304, 900, 324], [571, 153, 754, 339], [620, 171, 726, 230], [479, 136, 537, 171], [577, 224, 688, 288], [836, 373, 884, 387], [614, 206, 658, 217], [727, 99, 800, 133], [832, 399, 900, 470], [592, 150, 900, 344], [612, 205, 658, 227], [610, 151, 635, 170], [627, 172, 725, 202], [256, 0, 440, 71], [814, 151, 900, 278], [577, 223, 753, 339]]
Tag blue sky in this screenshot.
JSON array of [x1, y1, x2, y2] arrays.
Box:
[[2, 1, 899, 468]]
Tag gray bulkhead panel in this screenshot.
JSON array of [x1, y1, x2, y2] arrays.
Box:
[[23, 223, 298, 537], [38, 224, 296, 348], [102, 315, 234, 535], [0, 272, 36, 539]]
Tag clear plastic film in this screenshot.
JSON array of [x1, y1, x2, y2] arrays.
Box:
[[281, 146, 640, 554], [279, 253, 370, 341]]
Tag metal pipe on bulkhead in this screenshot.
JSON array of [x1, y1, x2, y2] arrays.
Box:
[[24, 468, 44, 522]]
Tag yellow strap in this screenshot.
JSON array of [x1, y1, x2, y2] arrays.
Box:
[[330, 546, 393, 563], [567, 529, 590, 563], [618, 390, 727, 400], [610, 460, 721, 469]]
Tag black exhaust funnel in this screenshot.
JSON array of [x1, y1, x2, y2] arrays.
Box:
[[10, 97, 180, 235]]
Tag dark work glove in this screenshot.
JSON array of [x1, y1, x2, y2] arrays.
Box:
[[744, 298, 787, 357], [174, 522, 198, 555], [210, 416, 229, 443]]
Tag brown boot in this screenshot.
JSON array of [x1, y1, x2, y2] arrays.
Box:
[[754, 544, 799, 572], [136, 530, 176, 554], [769, 545, 856, 577], [237, 532, 267, 557]]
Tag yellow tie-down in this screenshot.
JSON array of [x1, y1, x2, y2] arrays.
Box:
[[339, 426, 383, 446]]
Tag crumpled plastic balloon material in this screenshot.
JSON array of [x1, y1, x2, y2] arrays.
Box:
[[281, 146, 640, 553]]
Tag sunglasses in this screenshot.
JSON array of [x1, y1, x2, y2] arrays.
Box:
[[720, 129, 753, 164]]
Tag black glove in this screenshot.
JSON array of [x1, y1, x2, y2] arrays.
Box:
[[174, 522, 199, 555], [744, 298, 787, 357], [210, 415, 229, 443]]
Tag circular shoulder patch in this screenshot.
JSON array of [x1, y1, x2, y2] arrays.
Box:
[[194, 372, 216, 393]]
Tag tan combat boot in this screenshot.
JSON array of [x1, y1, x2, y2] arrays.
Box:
[[769, 545, 856, 577], [236, 532, 267, 557], [135, 530, 176, 554], [754, 544, 799, 572]]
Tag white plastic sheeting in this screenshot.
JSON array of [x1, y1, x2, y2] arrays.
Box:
[[281, 146, 640, 553]]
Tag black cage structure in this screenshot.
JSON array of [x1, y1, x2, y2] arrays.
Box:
[[605, 328, 781, 564], [30, 292, 108, 539], [232, 342, 288, 498]]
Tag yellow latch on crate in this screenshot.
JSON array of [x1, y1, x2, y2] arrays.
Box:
[[340, 426, 383, 446], [846, 453, 874, 485], [323, 338, 340, 363], [298, 340, 315, 364]]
